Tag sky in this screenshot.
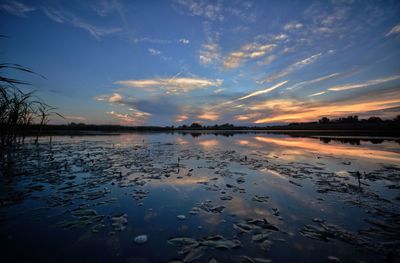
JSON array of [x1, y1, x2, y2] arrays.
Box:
[[1, 0, 400, 126]]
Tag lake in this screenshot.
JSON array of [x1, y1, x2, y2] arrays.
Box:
[[0, 132, 399, 263]]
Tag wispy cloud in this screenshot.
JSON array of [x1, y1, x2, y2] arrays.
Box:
[[178, 38, 190, 44], [133, 37, 172, 44], [386, 24, 400, 36], [308, 91, 326, 97], [95, 93, 124, 103], [107, 110, 151, 125], [115, 76, 223, 94], [0, 0, 35, 17], [200, 43, 220, 64], [286, 72, 341, 90], [148, 48, 161, 56], [223, 43, 276, 68], [283, 22, 303, 31], [328, 75, 400, 91], [64, 115, 86, 121], [261, 52, 323, 83], [237, 81, 288, 101], [173, 0, 224, 21], [42, 7, 121, 39], [257, 55, 277, 66]]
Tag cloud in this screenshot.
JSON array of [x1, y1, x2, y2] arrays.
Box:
[[254, 97, 400, 124], [64, 115, 86, 121], [251, 88, 400, 124], [303, 2, 351, 36], [95, 93, 123, 103], [328, 75, 400, 91], [283, 22, 303, 31], [237, 81, 288, 101], [133, 37, 171, 44], [0, 0, 35, 17], [173, 0, 224, 21], [90, 0, 120, 17], [257, 55, 277, 66], [107, 110, 151, 125], [386, 24, 400, 36], [179, 38, 190, 44], [261, 52, 322, 83], [200, 43, 220, 64], [223, 43, 277, 68], [285, 72, 341, 90], [273, 33, 288, 41], [115, 76, 223, 94], [308, 91, 326, 97], [42, 7, 121, 39], [234, 113, 260, 121], [176, 115, 189, 122], [148, 48, 161, 56], [108, 93, 123, 103], [197, 112, 219, 121]]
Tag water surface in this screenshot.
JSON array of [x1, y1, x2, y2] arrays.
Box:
[[0, 133, 399, 263]]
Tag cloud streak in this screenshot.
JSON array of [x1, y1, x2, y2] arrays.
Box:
[[237, 81, 288, 101], [286, 72, 341, 90], [386, 24, 400, 36], [262, 53, 323, 83], [0, 0, 35, 17], [42, 7, 122, 39], [328, 75, 400, 91], [115, 76, 223, 94]]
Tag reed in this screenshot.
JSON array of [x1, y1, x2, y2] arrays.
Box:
[[0, 63, 62, 149]]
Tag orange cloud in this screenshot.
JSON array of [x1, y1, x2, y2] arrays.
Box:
[[197, 112, 219, 121], [254, 97, 400, 123]]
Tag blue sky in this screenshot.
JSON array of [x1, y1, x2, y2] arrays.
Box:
[[1, 0, 400, 126]]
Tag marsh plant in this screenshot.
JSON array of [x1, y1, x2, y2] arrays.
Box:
[[0, 62, 61, 151]]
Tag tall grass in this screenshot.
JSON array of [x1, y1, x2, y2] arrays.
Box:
[[0, 63, 61, 149]]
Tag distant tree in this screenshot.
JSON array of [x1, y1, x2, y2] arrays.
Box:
[[190, 122, 202, 129], [219, 123, 234, 129], [318, 117, 330, 124], [367, 116, 382, 123]]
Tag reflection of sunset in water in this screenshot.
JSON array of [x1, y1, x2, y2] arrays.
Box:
[[254, 136, 400, 163], [175, 137, 189, 145], [198, 139, 220, 148], [150, 176, 211, 186]]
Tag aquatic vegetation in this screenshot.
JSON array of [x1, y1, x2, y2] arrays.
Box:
[[134, 234, 148, 244], [0, 134, 399, 262]]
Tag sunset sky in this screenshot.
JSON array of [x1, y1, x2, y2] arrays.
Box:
[[1, 0, 400, 126]]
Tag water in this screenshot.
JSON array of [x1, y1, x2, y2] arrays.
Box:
[[0, 132, 399, 263]]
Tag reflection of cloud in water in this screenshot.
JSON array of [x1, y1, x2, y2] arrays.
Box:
[[235, 139, 262, 148], [261, 168, 289, 181], [335, 170, 350, 177], [254, 136, 400, 163], [198, 139, 220, 148], [175, 137, 189, 145], [225, 197, 271, 218], [150, 176, 211, 187]]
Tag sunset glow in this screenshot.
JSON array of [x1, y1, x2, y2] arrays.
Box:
[[1, 0, 399, 125]]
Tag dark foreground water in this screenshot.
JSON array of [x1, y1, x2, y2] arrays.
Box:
[[0, 133, 399, 263]]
